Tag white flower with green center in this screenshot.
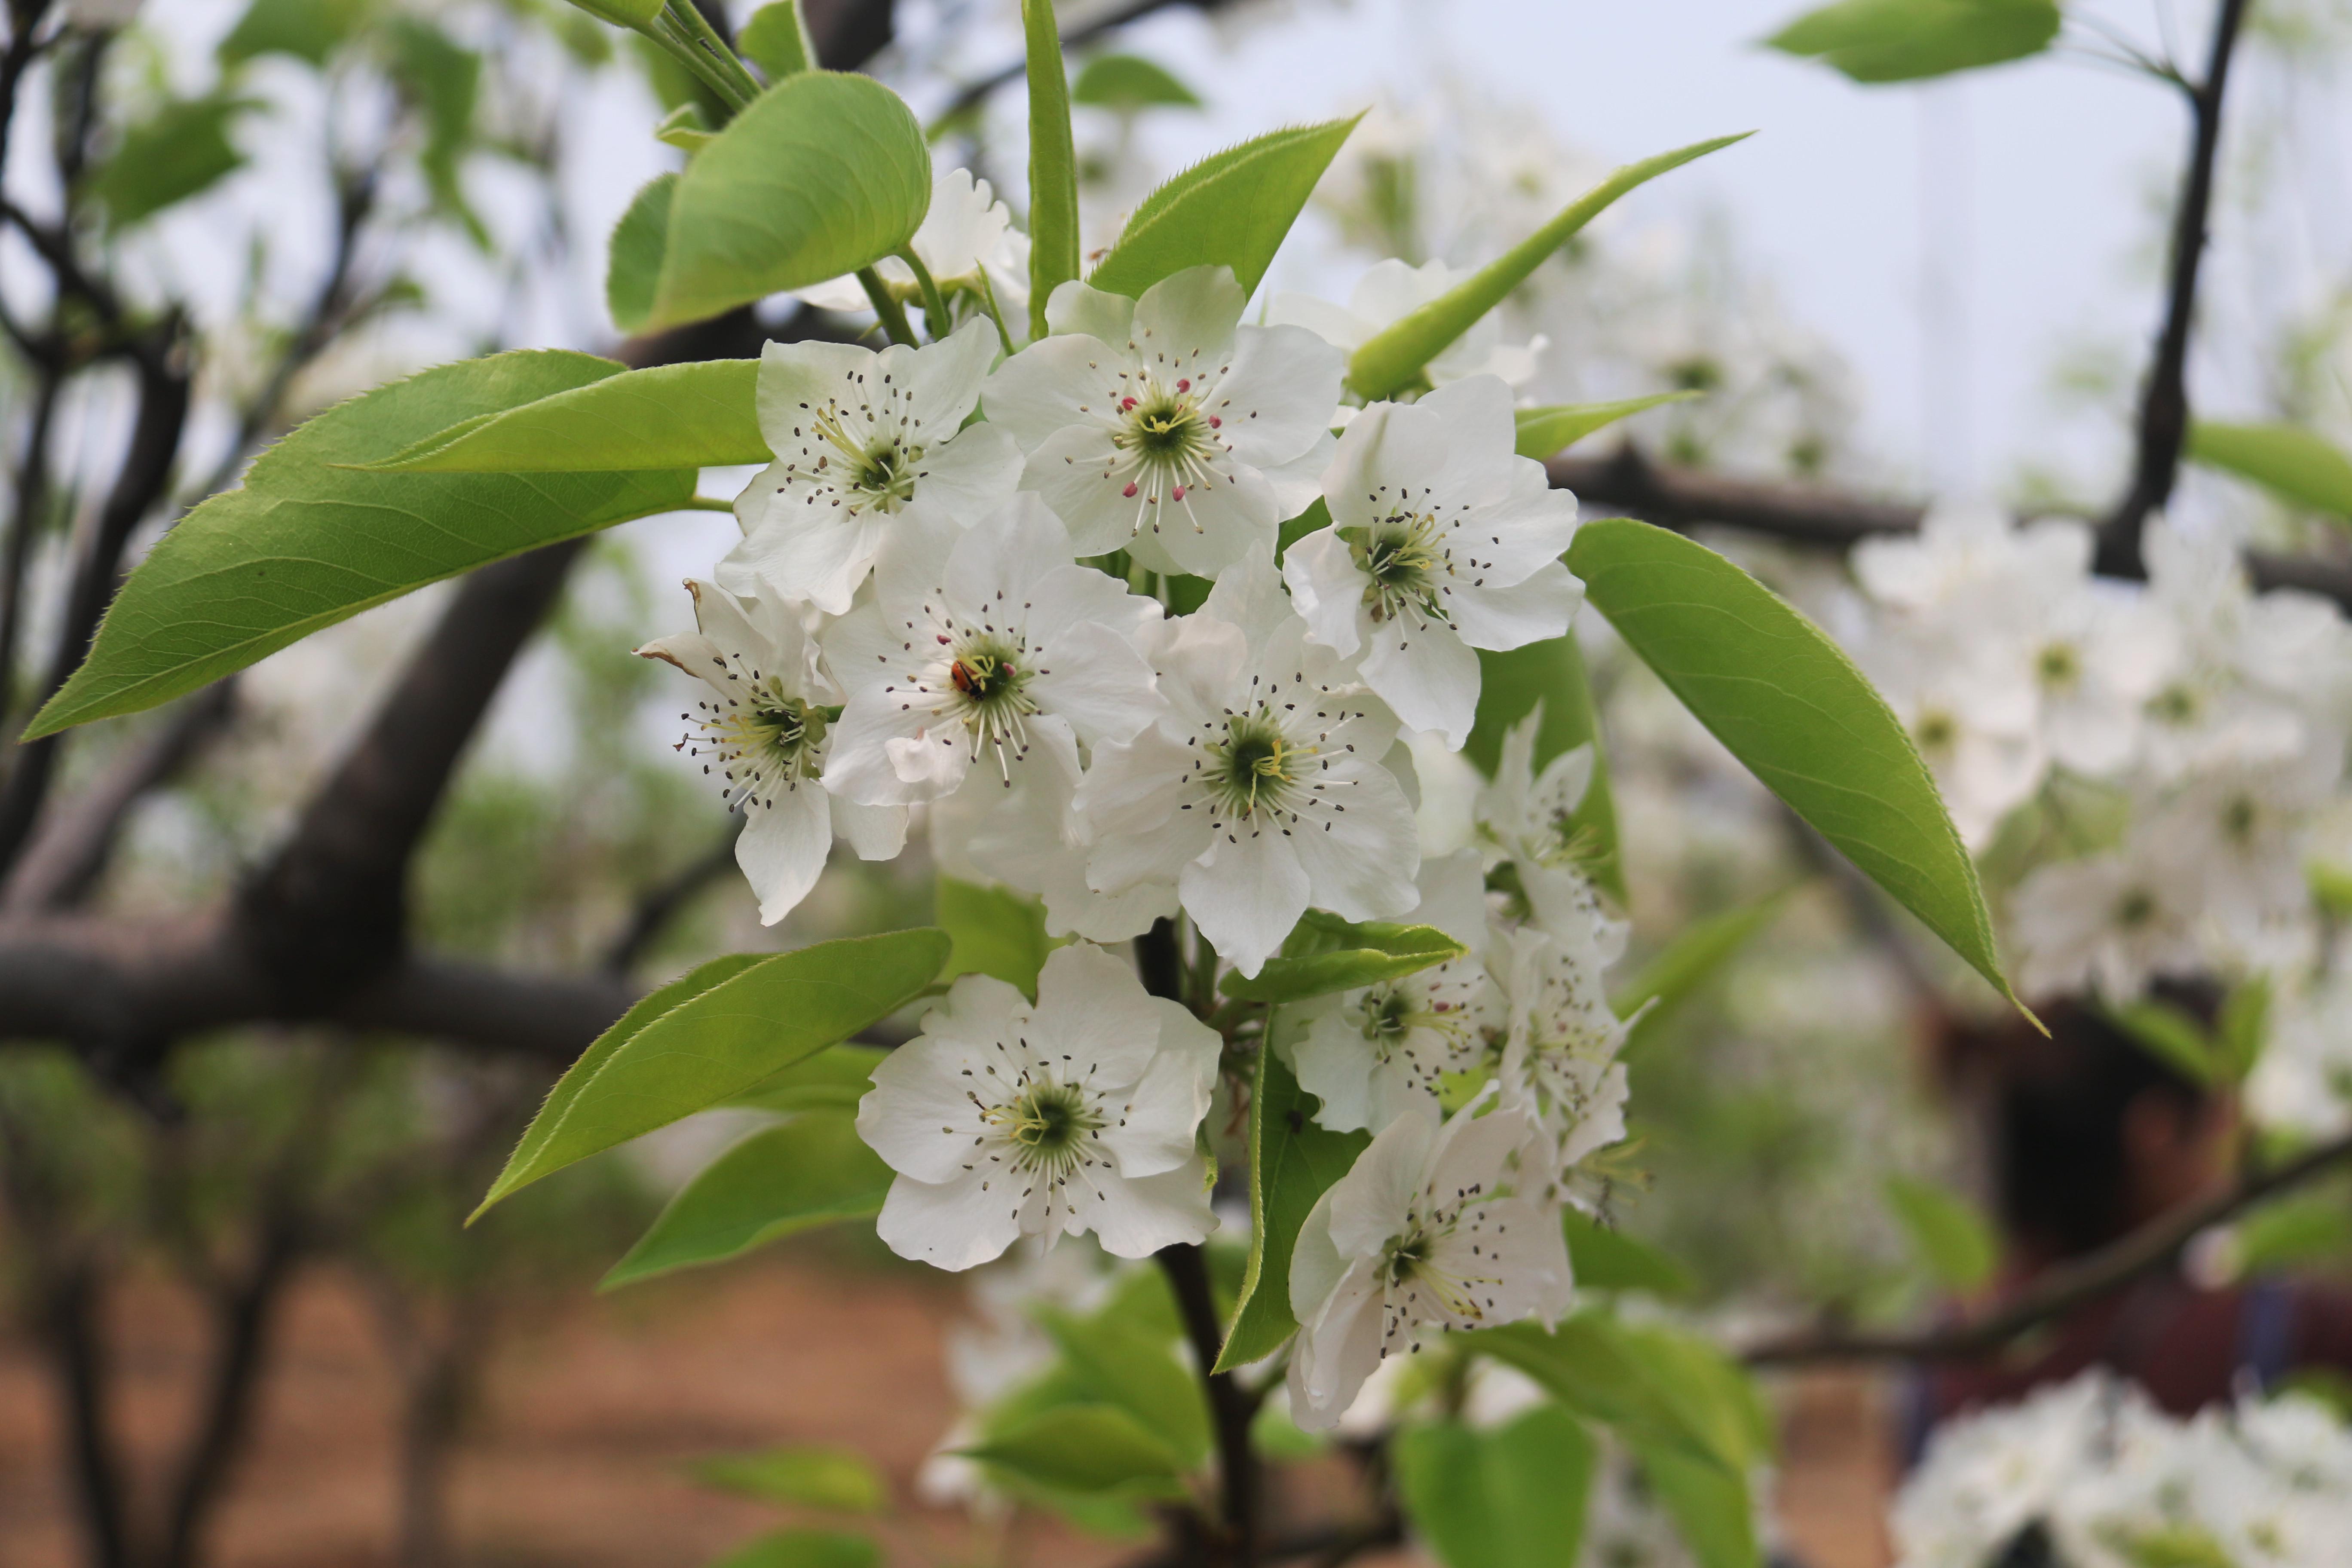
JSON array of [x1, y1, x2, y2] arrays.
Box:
[[723, 318, 1022, 615], [1269, 258, 1546, 393], [855, 943, 1221, 1271], [1283, 376, 1582, 748], [1493, 926, 1631, 1203], [980, 265, 1342, 577], [1287, 851, 1504, 1133], [1473, 710, 1627, 964], [1287, 1099, 1572, 1430], [2009, 834, 2207, 1002], [637, 579, 906, 926], [1075, 549, 1421, 977], [820, 498, 1166, 806]]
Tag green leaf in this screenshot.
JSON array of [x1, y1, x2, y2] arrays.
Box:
[[2216, 976, 2271, 1085], [1218, 912, 1464, 1004], [650, 72, 930, 332], [1351, 135, 1750, 401], [1631, 1442, 1760, 1568], [959, 1405, 1186, 1494], [1514, 392, 1703, 460], [1465, 634, 1624, 905], [1567, 518, 2026, 1018], [471, 930, 949, 1219], [1883, 1175, 1997, 1291], [727, 1044, 887, 1114], [1216, 1044, 1371, 1371], [1766, 0, 2060, 83], [24, 353, 696, 740], [1562, 1210, 1697, 1298], [2103, 997, 2220, 1087], [2233, 1193, 2352, 1278], [1610, 889, 1793, 1056], [2107, 1525, 2237, 1568], [600, 1113, 892, 1289], [218, 0, 367, 66], [689, 1446, 886, 1513], [1038, 1310, 1211, 1468], [383, 19, 481, 238], [1071, 54, 1204, 112], [1087, 116, 1361, 301], [2189, 421, 2352, 519], [86, 96, 253, 230], [705, 1528, 879, 1568], [1475, 1315, 1760, 1476], [1393, 1406, 1597, 1568], [937, 877, 1063, 998], [656, 104, 717, 153], [1023, 0, 1081, 344], [606, 173, 679, 335], [367, 358, 764, 473], [740, 1, 819, 81], [2312, 860, 2352, 920]]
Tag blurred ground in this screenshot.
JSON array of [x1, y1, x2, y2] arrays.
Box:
[[0, 1245, 1896, 1568]]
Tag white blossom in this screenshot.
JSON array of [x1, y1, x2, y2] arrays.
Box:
[[1493, 924, 1631, 1201], [857, 943, 1220, 1270], [2009, 834, 2207, 1003], [1269, 258, 1546, 392], [1473, 710, 1628, 963]]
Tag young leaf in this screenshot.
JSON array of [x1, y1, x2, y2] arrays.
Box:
[[1611, 888, 1794, 1056], [608, 173, 679, 334], [705, 1528, 879, 1568], [959, 1405, 1187, 1494], [1216, 1044, 1371, 1371], [1350, 135, 1751, 401], [1086, 116, 1361, 301], [86, 96, 254, 230], [1515, 392, 1702, 460], [1767, 0, 2062, 84], [1567, 518, 2027, 1019], [1562, 1210, 1697, 1298], [1466, 635, 1625, 903], [650, 72, 930, 332], [655, 104, 717, 153], [1630, 1441, 1760, 1568], [1883, 1174, 1997, 1292], [471, 929, 949, 1219], [2216, 976, 2271, 1085], [365, 358, 765, 473], [599, 1113, 892, 1289], [1071, 54, 1204, 112], [740, 1, 819, 81], [1217, 912, 1464, 1004], [1474, 1315, 1760, 1476], [25, 353, 696, 740], [690, 1446, 887, 1513], [937, 876, 1064, 999], [1038, 1310, 1212, 1468], [2188, 421, 2352, 520], [1393, 1406, 1597, 1568], [2233, 1194, 2352, 1278], [727, 1043, 888, 1114], [1022, 0, 1081, 343]]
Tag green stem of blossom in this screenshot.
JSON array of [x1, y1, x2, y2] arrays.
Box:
[[857, 268, 919, 348], [652, 1, 761, 113], [971, 268, 1017, 355], [895, 246, 955, 343]]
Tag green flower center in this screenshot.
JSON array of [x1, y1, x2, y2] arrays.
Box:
[[687, 674, 829, 812], [812, 405, 922, 512], [1206, 711, 1307, 818], [1914, 708, 1958, 753], [2036, 642, 2080, 691], [1344, 516, 1450, 627], [2114, 888, 2156, 928], [945, 634, 1042, 776], [2151, 683, 2200, 726], [988, 1082, 1101, 1176]]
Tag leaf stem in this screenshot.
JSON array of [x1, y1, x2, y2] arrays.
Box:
[[681, 495, 735, 512], [856, 269, 919, 348], [971, 268, 1017, 355], [653, 0, 761, 115], [895, 245, 955, 343]]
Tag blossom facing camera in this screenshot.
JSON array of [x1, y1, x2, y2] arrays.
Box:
[[856, 943, 1221, 1271]]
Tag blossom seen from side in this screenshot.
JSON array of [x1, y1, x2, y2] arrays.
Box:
[[1473, 710, 1627, 963], [794, 167, 1031, 325], [1493, 924, 1631, 1201]]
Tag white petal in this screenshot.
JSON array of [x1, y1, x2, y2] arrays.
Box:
[[1044, 279, 1135, 342], [1182, 824, 1312, 977], [1265, 291, 1369, 352], [909, 423, 1024, 527], [1067, 1157, 1216, 1258], [1359, 619, 1482, 749], [1443, 561, 1584, 652], [1098, 1000, 1222, 1175], [831, 796, 908, 859], [1292, 1006, 1381, 1133], [875, 1173, 1025, 1271], [1325, 1110, 1435, 1259], [981, 334, 1119, 450], [1323, 399, 1445, 531], [1288, 753, 1422, 924], [1029, 620, 1166, 747], [735, 785, 833, 925], [1282, 527, 1370, 661], [1287, 1253, 1386, 1431], [1413, 374, 1519, 505], [1213, 323, 1346, 468], [721, 500, 885, 616], [895, 316, 998, 432], [1131, 265, 1248, 359]]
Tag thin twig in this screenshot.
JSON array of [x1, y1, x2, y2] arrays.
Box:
[[602, 825, 740, 973]]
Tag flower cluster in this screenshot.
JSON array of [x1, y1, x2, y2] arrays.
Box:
[[1892, 1370, 2352, 1568]]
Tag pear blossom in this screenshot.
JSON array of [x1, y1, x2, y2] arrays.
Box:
[[820, 497, 1164, 806], [794, 168, 1031, 325], [1283, 376, 1583, 746], [638, 579, 906, 925], [856, 943, 1220, 1271], [1075, 549, 1421, 976], [981, 266, 1343, 576], [2245, 954, 2352, 1139], [2009, 834, 2206, 1003], [723, 318, 1021, 614], [1269, 258, 1546, 392], [1473, 710, 1627, 962], [1493, 924, 1631, 1201], [1286, 1099, 1572, 1430], [1853, 631, 2042, 850]]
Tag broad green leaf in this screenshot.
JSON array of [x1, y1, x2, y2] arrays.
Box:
[[959, 1405, 1185, 1494], [689, 1446, 886, 1513], [2189, 421, 2352, 520], [600, 1114, 892, 1289], [1515, 392, 1702, 460], [1071, 54, 1203, 112], [1562, 1210, 1697, 1298], [1351, 136, 1750, 401], [25, 353, 695, 739], [1023, 0, 1081, 344], [740, 1, 819, 80], [1611, 889, 1793, 1056], [937, 877, 1063, 998], [651, 72, 929, 332], [1218, 912, 1464, 1004], [368, 358, 764, 473], [1883, 1175, 1997, 1291], [1038, 1309, 1211, 1467], [87, 96, 254, 230], [1768, 0, 2061, 83], [218, 0, 367, 66], [727, 1044, 887, 1114], [1474, 1315, 1754, 1475], [471, 929, 949, 1219], [1632, 1442, 1759, 1568], [1393, 1406, 1597, 1568], [608, 173, 679, 334], [2103, 997, 2219, 1087], [706, 1528, 879, 1568], [1567, 518, 2025, 1017], [1087, 116, 1360, 301], [1466, 633, 1624, 905], [1217, 1043, 1371, 1370]]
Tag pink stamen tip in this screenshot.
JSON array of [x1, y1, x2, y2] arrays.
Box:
[[1171, 484, 1186, 501], [1120, 396, 1137, 411], [1177, 378, 1191, 392], [1208, 415, 1222, 428], [1122, 482, 1139, 498]]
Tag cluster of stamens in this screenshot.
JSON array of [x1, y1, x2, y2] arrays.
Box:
[[1074, 337, 1246, 539], [952, 1035, 1133, 1226], [676, 651, 827, 811], [1378, 1185, 1509, 1350], [1346, 513, 1452, 629], [1353, 977, 1476, 1098], [772, 367, 931, 515], [884, 592, 1048, 784]]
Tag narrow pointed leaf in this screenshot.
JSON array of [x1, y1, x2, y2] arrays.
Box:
[[1515, 391, 1702, 460], [1071, 55, 1202, 111], [740, 0, 819, 80], [1216, 1043, 1370, 1371], [1467, 634, 1624, 905], [1767, 0, 2060, 83], [606, 172, 678, 334], [1566, 518, 2027, 1019], [726, 1043, 887, 1114], [1087, 116, 1360, 301], [1218, 911, 1463, 1003], [1022, 0, 1081, 343], [2188, 421, 2352, 520], [1038, 1310, 1212, 1467], [1351, 135, 1751, 401], [365, 359, 765, 473]]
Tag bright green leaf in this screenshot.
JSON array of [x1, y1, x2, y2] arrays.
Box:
[[1023, 0, 1081, 343], [705, 1528, 879, 1568], [1611, 889, 1793, 1056], [655, 104, 717, 153], [1567, 518, 2026, 1018], [740, 1, 819, 80], [600, 1113, 893, 1289], [1218, 912, 1464, 1004], [1394, 1406, 1597, 1568], [86, 96, 254, 230], [383, 18, 481, 238], [25, 353, 695, 740], [937, 877, 1064, 999], [727, 1044, 887, 1114], [1465, 634, 1624, 905], [959, 1405, 1185, 1494], [1767, 0, 2060, 83], [2216, 976, 2271, 1084], [366, 358, 764, 473], [471, 929, 949, 1219], [1038, 1310, 1211, 1468], [2103, 997, 2220, 1087], [608, 173, 679, 334], [1883, 1175, 1997, 1292], [2233, 1193, 2352, 1278], [1514, 392, 1703, 460], [1474, 1315, 1758, 1476], [1071, 54, 1203, 111], [1562, 1210, 1697, 1298], [689, 1446, 887, 1513], [1216, 1043, 1371, 1370], [1087, 116, 1361, 301], [1632, 1442, 1760, 1568], [2312, 861, 2352, 920], [2189, 421, 2352, 520], [1351, 135, 1750, 401], [218, 0, 367, 66], [651, 72, 930, 332], [2108, 1525, 2238, 1568]]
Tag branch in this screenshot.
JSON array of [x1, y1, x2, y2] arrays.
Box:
[[1158, 1243, 1261, 1568], [603, 825, 739, 974], [0, 364, 63, 715], [1743, 1127, 2352, 1366]]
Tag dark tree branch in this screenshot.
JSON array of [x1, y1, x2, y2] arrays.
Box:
[[0, 363, 62, 713], [603, 825, 739, 974], [1158, 1243, 1261, 1568], [935, 0, 1238, 124], [45, 1258, 132, 1568]]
